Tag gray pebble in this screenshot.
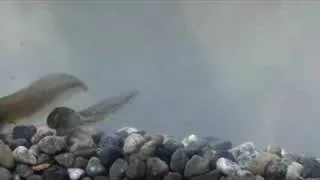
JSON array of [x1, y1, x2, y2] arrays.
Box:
[[184, 154, 210, 178], [109, 158, 128, 180], [15, 164, 34, 178], [27, 175, 43, 180], [126, 155, 146, 179], [170, 148, 189, 174], [73, 156, 89, 169], [38, 136, 66, 154], [86, 157, 106, 176], [29, 144, 40, 157], [37, 153, 52, 164], [12, 146, 37, 165], [31, 127, 55, 144], [0, 167, 11, 180], [264, 159, 287, 179], [189, 170, 221, 180], [146, 157, 169, 178], [67, 131, 96, 153], [55, 152, 74, 168], [229, 142, 260, 168], [123, 133, 146, 155]]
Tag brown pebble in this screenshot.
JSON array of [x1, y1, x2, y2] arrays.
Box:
[[163, 172, 182, 180], [247, 152, 280, 175], [32, 163, 51, 171]]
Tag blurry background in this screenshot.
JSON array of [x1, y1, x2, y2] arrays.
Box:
[[0, 2, 319, 155]]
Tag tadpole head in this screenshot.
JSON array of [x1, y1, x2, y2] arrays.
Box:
[[46, 107, 77, 129]]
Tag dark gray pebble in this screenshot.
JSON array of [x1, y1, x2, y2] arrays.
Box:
[[73, 156, 89, 169], [170, 148, 189, 174], [15, 164, 34, 178], [54, 152, 74, 168], [27, 175, 43, 180], [126, 155, 146, 179], [8, 138, 31, 149], [109, 158, 128, 180], [97, 145, 123, 168], [81, 177, 92, 180], [98, 133, 123, 149], [73, 148, 97, 159], [146, 157, 169, 179], [298, 156, 320, 178], [12, 174, 21, 180], [264, 159, 287, 179], [42, 165, 69, 180], [190, 170, 222, 180], [12, 125, 37, 141], [93, 176, 108, 180], [184, 154, 210, 178]]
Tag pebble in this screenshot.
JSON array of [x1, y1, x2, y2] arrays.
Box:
[[182, 134, 199, 147], [15, 164, 34, 178], [97, 144, 123, 168], [264, 159, 287, 179], [12, 125, 37, 141], [170, 148, 189, 174], [0, 167, 12, 180], [73, 156, 89, 169], [216, 157, 239, 176], [123, 133, 146, 154], [67, 131, 96, 152], [37, 153, 52, 164], [31, 127, 55, 144], [8, 138, 31, 149], [163, 172, 183, 180], [126, 154, 146, 179], [146, 157, 169, 178], [12, 146, 37, 165], [229, 142, 260, 169], [109, 158, 128, 180], [42, 165, 69, 180], [0, 140, 14, 169], [189, 170, 221, 180], [38, 136, 66, 154], [68, 168, 85, 180], [247, 152, 280, 175], [55, 152, 75, 168], [27, 175, 43, 180], [286, 162, 304, 180], [32, 163, 51, 171], [184, 155, 210, 178], [298, 156, 320, 178], [86, 157, 106, 176]]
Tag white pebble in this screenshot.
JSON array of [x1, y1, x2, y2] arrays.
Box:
[[68, 168, 84, 180], [216, 157, 240, 176], [182, 134, 198, 146]]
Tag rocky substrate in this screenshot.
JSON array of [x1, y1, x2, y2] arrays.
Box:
[[0, 125, 318, 180]]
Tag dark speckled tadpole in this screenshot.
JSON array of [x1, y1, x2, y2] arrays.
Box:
[[47, 90, 139, 135], [0, 73, 88, 131]]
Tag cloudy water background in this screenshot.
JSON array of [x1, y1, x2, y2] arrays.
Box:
[[0, 2, 320, 156]]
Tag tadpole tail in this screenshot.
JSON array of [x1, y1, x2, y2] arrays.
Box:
[[78, 90, 140, 123]]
